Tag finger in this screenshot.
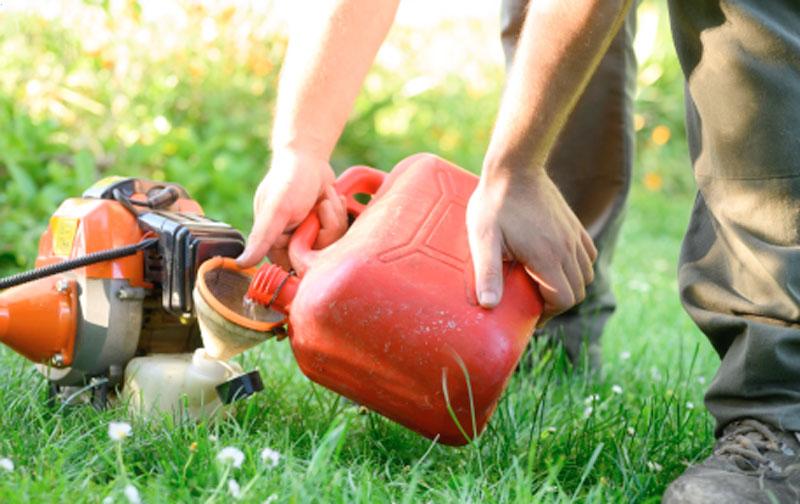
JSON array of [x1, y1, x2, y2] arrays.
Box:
[[468, 221, 505, 308], [326, 186, 348, 220], [529, 266, 574, 323], [563, 252, 586, 306], [581, 228, 598, 263], [316, 198, 348, 248], [236, 204, 290, 268], [267, 233, 292, 270], [577, 239, 595, 286]]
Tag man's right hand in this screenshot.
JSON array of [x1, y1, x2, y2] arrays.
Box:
[[236, 149, 346, 269]]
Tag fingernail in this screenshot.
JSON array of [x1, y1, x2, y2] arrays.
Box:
[[479, 291, 498, 307]]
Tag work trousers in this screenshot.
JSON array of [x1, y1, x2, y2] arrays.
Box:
[[505, 0, 800, 433], [669, 0, 800, 433], [500, 1, 638, 369]]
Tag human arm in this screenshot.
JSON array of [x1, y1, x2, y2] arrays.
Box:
[[467, 0, 633, 321], [237, 0, 400, 268]]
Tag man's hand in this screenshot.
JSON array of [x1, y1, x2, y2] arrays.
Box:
[[466, 170, 597, 324], [236, 149, 347, 269]]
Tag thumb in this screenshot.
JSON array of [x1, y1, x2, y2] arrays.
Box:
[[236, 207, 289, 268], [467, 220, 504, 309]]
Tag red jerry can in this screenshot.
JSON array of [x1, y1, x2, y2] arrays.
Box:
[[249, 153, 543, 445]]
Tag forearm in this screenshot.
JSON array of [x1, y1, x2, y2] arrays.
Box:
[[271, 0, 400, 160], [483, 0, 632, 181]]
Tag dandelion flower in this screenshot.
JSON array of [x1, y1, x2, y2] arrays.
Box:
[[217, 447, 245, 468], [228, 478, 241, 499], [124, 484, 142, 504], [260, 447, 281, 468], [686, 402, 695, 410], [108, 421, 132, 442], [102, 497, 113, 504], [651, 125, 671, 146], [264, 495, 278, 504], [583, 406, 594, 418], [611, 385, 623, 395], [0, 458, 13, 472], [584, 394, 600, 404], [620, 351, 631, 361]]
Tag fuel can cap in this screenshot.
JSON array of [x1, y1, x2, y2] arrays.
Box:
[[216, 370, 264, 404]]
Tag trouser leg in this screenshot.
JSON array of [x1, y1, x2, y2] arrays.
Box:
[[668, 0, 800, 433], [500, 0, 637, 369]]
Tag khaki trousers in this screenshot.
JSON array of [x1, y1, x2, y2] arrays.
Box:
[[670, 0, 800, 433]]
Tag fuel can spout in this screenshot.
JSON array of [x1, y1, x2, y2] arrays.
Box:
[[0, 276, 77, 366], [246, 264, 299, 314]]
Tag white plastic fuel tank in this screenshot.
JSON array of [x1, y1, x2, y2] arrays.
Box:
[[122, 349, 243, 420]]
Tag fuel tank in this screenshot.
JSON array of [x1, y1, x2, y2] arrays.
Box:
[[250, 154, 543, 445]]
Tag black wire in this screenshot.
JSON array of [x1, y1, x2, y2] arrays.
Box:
[[0, 237, 158, 290], [112, 188, 140, 215]]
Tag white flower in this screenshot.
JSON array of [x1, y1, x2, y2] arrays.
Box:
[[611, 385, 623, 395], [217, 447, 245, 468], [208, 434, 219, 442], [228, 479, 241, 499], [584, 394, 600, 404], [108, 422, 132, 442], [583, 406, 594, 418], [0, 458, 13, 472], [264, 494, 278, 504], [697, 376, 706, 385], [686, 402, 695, 410], [650, 367, 662, 381], [626, 427, 636, 436], [124, 484, 142, 504], [102, 497, 113, 504], [620, 351, 631, 361], [628, 279, 651, 293], [647, 461, 663, 472], [260, 447, 281, 468]]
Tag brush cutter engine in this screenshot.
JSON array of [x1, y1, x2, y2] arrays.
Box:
[[0, 177, 247, 405]]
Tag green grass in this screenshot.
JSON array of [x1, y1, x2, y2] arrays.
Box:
[[0, 184, 720, 503]]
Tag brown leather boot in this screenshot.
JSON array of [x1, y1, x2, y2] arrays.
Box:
[[663, 419, 800, 503]]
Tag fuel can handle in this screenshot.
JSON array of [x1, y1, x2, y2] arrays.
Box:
[[289, 166, 386, 275]]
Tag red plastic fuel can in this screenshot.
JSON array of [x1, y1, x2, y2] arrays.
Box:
[[249, 154, 543, 445]]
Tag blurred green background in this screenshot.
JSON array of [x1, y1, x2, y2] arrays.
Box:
[[0, 0, 690, 275]]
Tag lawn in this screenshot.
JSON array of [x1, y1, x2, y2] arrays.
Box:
[[0, 2, 721, 502], [0, 183, 719, 503]]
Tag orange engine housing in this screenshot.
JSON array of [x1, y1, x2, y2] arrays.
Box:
[[0, 177, 203, 369]]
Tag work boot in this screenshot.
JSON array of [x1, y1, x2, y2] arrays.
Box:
[[663, 419, 800, 503]]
